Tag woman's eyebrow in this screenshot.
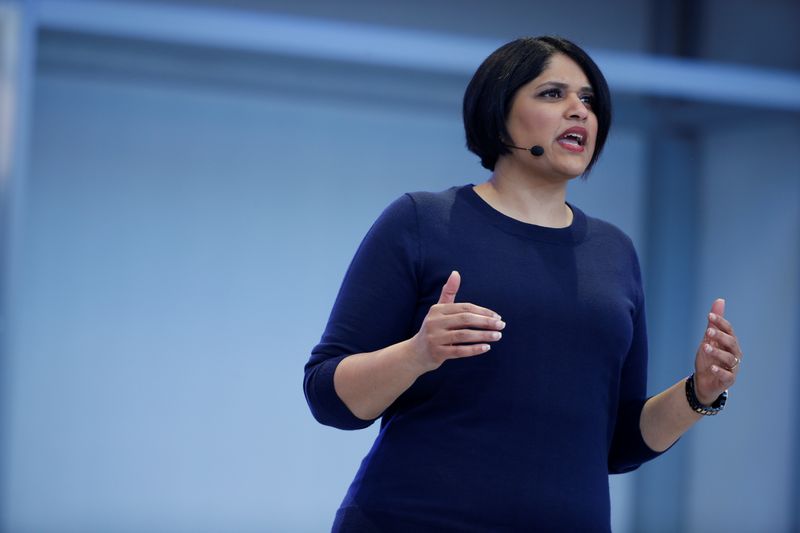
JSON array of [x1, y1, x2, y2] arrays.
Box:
[[534, 81, 594, 93]]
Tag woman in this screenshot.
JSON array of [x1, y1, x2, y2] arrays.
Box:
[[303, 36, 742, 532]]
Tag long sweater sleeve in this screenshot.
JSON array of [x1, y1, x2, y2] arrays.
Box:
[[303, 194, 420, 430], [607, 248, 674, 473]]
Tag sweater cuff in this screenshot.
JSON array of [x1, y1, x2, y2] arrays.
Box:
[[304, 354, 377, 430], [608, 396, 677, 474]]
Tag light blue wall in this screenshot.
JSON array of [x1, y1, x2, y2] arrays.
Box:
[[7, 68, 473, 531], [688, 121, 800, 531]]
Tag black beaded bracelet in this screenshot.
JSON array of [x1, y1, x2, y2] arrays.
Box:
[[685, 373, 727, 416]]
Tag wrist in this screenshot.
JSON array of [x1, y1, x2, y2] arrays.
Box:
[[695, 387, 717, 407], [401, 336, 439, 376], [685, 373, 727, 416], [693, 372, 721, 406]]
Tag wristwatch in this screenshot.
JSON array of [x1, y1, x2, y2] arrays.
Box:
[[685, 373, 727, 416]]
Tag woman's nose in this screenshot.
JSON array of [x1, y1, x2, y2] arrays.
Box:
[[565, 94, 589, 120]]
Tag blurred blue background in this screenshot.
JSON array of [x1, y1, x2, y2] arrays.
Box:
[[0, 0, 798, 531]]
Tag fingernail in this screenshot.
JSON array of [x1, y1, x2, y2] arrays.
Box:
[[704, 344, 712, 353], [707, 328, 716, 337], [492, 331, 502, 340], [496, 320, 506, 329], [709, 313, 717, 321], [712, 365, 719, 373], [494, 313, 502, 320]]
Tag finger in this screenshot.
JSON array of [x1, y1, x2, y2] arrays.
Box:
[[708, 312, 735, 336], [708, 363, 736, 389], [710, 298, 726, 318], [443, 328, 503, 346], [702, 343, 740, 372], [441, 343, 492, 359], [705, 328, 742, 359], [705, 298, 726, 340], [703, 300, 723, 350], [436, 312, 506, 332], [437, 302, 501, 319], [437, 270, 461, 305]]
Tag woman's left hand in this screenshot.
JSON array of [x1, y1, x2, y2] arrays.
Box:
[[693, 298, 743, 406]]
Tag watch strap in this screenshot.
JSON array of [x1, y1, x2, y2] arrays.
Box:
[[685, 373, 728, 416]]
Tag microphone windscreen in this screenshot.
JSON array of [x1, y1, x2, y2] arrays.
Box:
[[530, 145, 544, 157]]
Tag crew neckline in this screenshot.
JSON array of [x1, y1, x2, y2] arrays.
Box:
[[460, 183, 588, 244]]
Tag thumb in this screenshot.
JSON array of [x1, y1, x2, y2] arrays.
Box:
[[706, 298, 726, 349], [710, 298, 726, 318], [437, 270, 460, 305]]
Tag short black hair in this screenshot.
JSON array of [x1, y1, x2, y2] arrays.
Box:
[[463, 36, 612, 175]]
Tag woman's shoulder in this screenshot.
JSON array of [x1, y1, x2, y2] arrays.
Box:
[[580, 210, 641, 268], [403, 184, 464, 210], [583, 211, 636, 248], [375, 184, 467, 227], [379, 184, 463, 209], [368, 184, 465, 240]]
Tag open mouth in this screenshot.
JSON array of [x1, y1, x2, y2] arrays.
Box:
[[556, 127, 588, 152], [557, 132, 584, 146]]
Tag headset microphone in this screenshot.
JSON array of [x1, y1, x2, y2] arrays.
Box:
[[505, 143, 545, 157]]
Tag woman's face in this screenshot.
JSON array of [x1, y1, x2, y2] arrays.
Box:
[[504, 53, 598, 179]]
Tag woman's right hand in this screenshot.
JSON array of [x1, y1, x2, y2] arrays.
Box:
[[409, 270, 505, 373]]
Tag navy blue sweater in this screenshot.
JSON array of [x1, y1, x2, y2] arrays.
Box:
[[304, 184, 670, 531]]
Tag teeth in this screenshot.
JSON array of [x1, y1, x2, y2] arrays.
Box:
[[560, 133, 584, 145]]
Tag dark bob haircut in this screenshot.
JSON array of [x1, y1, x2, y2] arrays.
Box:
[[463, 36, 612, 175]]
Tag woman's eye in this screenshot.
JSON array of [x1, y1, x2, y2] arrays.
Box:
[[539, 88, 562, 98], [580, 94, 594, 106]]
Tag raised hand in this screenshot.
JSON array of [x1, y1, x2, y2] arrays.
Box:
[[409, 270, 505, 373], [693, 298, 743, 405]]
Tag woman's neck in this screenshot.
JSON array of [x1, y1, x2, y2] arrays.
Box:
[[474, 166, 573, 228]]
